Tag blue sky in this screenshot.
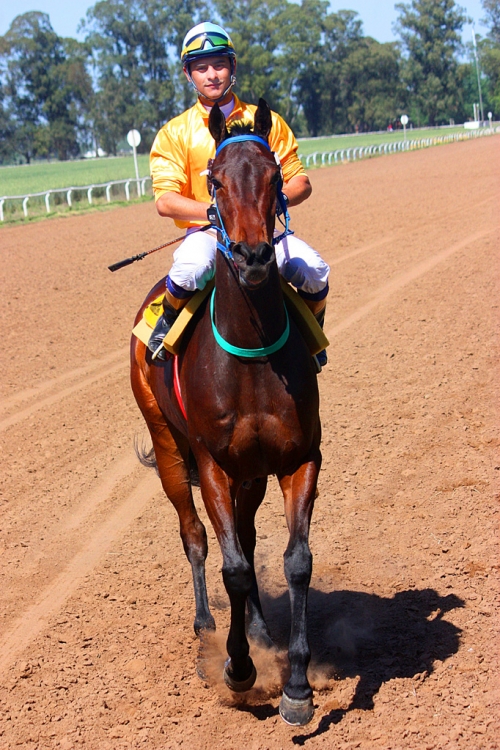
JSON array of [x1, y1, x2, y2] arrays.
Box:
[[0, 0, 490, 44]]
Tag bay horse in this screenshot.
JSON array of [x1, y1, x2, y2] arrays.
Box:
[[130, 99, 322, 726]]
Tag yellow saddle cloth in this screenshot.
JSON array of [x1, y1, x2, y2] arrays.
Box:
[[132, 278, 329, 357]]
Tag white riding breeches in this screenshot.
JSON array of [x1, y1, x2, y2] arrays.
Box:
[[168, 227, 330, 296]]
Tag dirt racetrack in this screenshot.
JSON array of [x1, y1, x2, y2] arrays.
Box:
[[1, 135, 499, 750]]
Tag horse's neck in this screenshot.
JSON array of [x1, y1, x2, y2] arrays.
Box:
[[213, 257, 286, 350]]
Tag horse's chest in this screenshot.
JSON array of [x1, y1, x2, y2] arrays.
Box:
[[206, 410, 308, 476]]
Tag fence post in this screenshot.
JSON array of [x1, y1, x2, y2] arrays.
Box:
[[23, 196, 29, 218], [0, 199, 4, 222], [45, 192, 51, 213], [106, 184, 112, 202], [125, 181, 131, 200], [67, 189, 72, 207], [87, 187, 93, 205]]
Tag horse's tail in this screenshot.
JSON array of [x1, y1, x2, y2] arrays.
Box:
[[133, 436, 200, 486], [134, 435, 159, 475]]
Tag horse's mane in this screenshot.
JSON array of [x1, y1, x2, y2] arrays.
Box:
[[227, 120, 254, 137]]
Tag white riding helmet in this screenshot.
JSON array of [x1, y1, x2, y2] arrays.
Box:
[[181, 22, 237, 101]]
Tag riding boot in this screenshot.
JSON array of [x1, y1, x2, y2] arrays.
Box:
[[302, 298, 328, 370], [148, 296, 185, 361]]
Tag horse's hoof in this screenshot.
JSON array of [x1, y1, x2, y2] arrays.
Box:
[[279, 692, 314, 726], [194, 615, 216, 636], [223, 658, 257, 693]]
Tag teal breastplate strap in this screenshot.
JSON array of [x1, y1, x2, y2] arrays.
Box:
[[210, 289, 290, 358]]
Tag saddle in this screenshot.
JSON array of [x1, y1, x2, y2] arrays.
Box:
[[132, 278, 329, 357]]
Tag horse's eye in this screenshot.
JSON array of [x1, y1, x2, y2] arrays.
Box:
[[211, 177, 223, 190], [270, 170, 281, 186]]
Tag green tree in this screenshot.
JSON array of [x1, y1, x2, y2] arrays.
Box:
[[338, 38, 405, 132], [279, 0, 331, 135], [0, 81, 15, 163], [80, 0, 199, 155], [0, 12, 90, 161], [481, 0, 500, 41], [212, 0, 290, 113], [394, 0, 469, 125], [480, 0, 500, 115]]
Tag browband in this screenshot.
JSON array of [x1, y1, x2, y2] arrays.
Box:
[[215, 134, 271, 156]]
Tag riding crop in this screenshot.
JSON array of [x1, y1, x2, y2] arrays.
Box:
[[108, 224, 212, 272]]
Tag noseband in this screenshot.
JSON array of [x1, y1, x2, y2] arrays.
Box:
[[207, 134, 293, 261]]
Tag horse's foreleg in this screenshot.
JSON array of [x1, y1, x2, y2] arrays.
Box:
[[197, 456, 256, 692], [278, 455, 320, 725], [148, 424, 215, 635], [236, 478, 274, 648], [131, 352, 215, 635]]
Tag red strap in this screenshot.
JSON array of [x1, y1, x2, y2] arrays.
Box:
[[173, 356, 188, 420]]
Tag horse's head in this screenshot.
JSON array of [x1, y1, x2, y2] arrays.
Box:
[[208, 98, 282, 289]]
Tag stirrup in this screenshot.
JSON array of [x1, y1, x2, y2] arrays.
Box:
[[312, 349, 327, 373], [147, 304, 178, 360], [151, 342, 168, 361]]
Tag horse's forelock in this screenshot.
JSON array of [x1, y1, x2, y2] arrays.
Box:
[[227, 120, 254, 138]]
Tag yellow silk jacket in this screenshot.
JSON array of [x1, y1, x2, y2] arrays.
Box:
[[150, 95, 306, 229]]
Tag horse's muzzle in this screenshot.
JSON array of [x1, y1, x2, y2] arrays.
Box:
[[233, 242, 275, 288]]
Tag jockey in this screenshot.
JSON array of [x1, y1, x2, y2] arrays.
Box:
[[148, 21, 329, 365]]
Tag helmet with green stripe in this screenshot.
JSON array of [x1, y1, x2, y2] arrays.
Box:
[[181, 22, 236, 67]]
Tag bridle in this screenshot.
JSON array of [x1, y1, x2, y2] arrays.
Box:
[[206, 133, 293, 358], [206, 134, 294, 261]]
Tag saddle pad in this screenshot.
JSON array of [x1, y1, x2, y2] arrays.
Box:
[[132, 279, 215, 355], [279, 279, 329, 355], [132, 277, 329, 356]]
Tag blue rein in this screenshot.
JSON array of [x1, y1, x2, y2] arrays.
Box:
[[208, 133, 292, 358]]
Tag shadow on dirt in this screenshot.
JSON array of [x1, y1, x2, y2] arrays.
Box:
[[240, 586, 463, 742]]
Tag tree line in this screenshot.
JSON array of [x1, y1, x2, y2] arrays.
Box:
[[0, 0, 499, 164]]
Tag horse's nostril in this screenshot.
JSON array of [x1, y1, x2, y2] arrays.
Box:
[[260, 244, 273, 264]]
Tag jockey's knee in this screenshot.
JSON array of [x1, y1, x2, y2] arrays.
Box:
[[280, 258, 329, 297]]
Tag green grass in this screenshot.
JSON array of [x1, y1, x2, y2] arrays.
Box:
[[0, 154, 151, 197], [1, 125, 497, 226], [0, 194, 153, 227], [296, 125, 473, 156], [0, 125, 476, 197]]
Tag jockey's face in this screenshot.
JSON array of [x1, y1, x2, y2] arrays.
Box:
[[185, 55, 234, 105]]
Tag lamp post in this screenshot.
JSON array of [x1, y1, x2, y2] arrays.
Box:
[[127, 129, 141, 197], [472, 27, 485, 125], [401, 114, 409, 141]]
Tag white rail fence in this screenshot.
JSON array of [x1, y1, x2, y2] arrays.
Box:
[[1, 127, 499, 222], [298, 126, 500, 168], [0, 176, 152, 222]]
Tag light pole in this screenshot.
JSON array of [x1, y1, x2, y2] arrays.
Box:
[[472, 26, 485, 125], [401, 114, 409, 141], [127, 129, 142, 197]]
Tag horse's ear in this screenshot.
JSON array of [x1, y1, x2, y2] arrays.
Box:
[[254, 98, 272, 141], [209, 103, 229, 147]]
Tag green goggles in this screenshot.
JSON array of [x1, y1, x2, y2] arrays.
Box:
[[182, 31, 234, 59]]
